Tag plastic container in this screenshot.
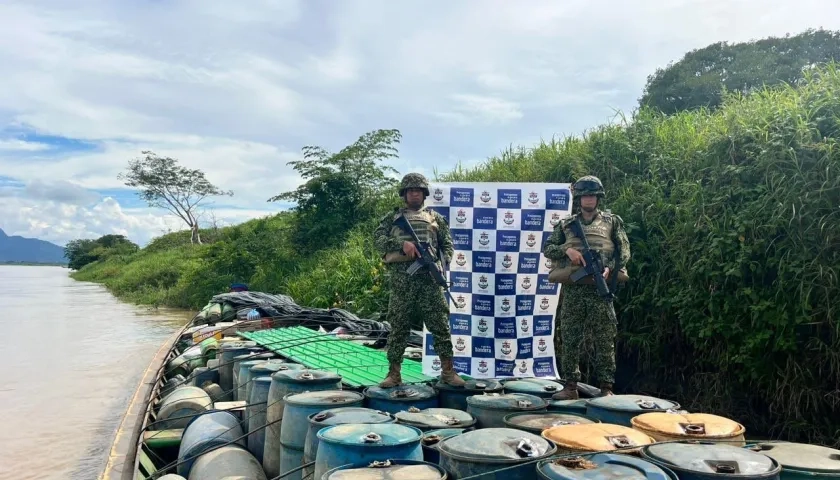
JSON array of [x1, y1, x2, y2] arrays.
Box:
[[632, 412, 746, 445], [314, 423, 424, 480], [395, 407, 476, 431], [156, 386, 213, 429], [421, 428, 467, 464], [640, 441, 781, 480], [245, 362, 303, 408], [435, 378, 504, 410], [437, 427, 557, 480], [321, 459, 448, 480], [747, 442, 840, 480], [186, 444, 267, 480], [536, 452, 679, 480], [466, 393, 547, 428], [363, 384, 438, 414], [585, 394, 680, 427], [502, 378, 565, 399], [541, 423, 655, 455], [218, 341, 258, 399], [246, 376, 272, 463], [176, 410, 245, 477], [547, 399, 589, 415], [503, 412, 598, 435]]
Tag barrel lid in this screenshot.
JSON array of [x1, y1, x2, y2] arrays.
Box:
[[283, 390, 363, 407], [437, 427, 555, 461], [643, 442, 779, 475], [220, 341, 257, 351], [435, 378, 504, 392], [748, 442, 840, 473], [308, 407, 394, 426], [250, 362, 302, 375], [395, 408, 476, 429], [270, 369, 342, 384], [632, 412, 744, 438], [422, 428, 466, 448], [503, 379, 563, 395], [537, 452, 675, 480], [253, 376, 271, 386], [547, 399, 589, 412], [587, 394, 680, 413], [364, 384, 436, 401], [317, 423, 423, 446], [504, 412, 595, 432], [466, 392, 547, 411], [542, 423, 654, 452], [324, 459, 445, 480]]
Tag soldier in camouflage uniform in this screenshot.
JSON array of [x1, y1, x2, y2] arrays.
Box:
[[543, 175, 631, 399], [373, 173, 466, 388]]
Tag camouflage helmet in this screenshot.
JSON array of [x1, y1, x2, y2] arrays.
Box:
[[399, 172, 430, 197], [573, 175, 605, 197]]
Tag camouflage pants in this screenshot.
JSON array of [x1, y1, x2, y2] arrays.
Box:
[[384, 263, 454, 363], [554, 285, 617, 384]]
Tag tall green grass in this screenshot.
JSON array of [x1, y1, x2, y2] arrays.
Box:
[[75, 64, 840, 446]]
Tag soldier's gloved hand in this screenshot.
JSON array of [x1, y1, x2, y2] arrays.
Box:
[[402, 241, 419, 258], [566, 248, 585, 266], [603, 267, 610, 279]]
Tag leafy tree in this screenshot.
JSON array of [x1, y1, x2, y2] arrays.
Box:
[[119, 151, 233, 244], [640, 28, 840, 114], [64, 234, 139, 270], [269, 129, 402, 253], [64, 239, 99, 270]]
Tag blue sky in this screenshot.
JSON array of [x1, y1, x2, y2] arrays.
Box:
[[0, 0, 837, 246]]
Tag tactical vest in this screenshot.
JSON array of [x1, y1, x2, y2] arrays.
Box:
[[548, 212, 627, 285], [383, 208, 440, 263]]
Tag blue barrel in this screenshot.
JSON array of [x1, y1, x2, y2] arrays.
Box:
[[537, 452, 678, 480], [437, 427, 557, 480], [585, 394, 680, 427], [395, 408, 476, 432], [176, 410, 245, 477], [363, 384, 438, 414], [262, 369, 343, 478], [502, 378, 564, 399], [503, 412, 599, 435], [466, 393, 547, 428], [321, 459, 448, 480], [189, 366, 219, 388], [233, 352, 275, 399], [746, 442, 840, 480], [640, 441, 782, 480], [314, 423, 424, 480], [156, 386, 213, 429], [246, 376, 273, 463], [421, 428, 467, 464], [246, 362, 303, 407], [303, 408, 395, 479], [187, 444, 267, 480], [279, 390, 365, 480], [219, 341, 257, 398], [547, 399, 589, 415], [236, 358, 271, 401], [435, 378, 504, 410]]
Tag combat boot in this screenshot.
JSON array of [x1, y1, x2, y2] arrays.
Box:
[[379, 361, 403, 388], [439, 357, 466, 387], [598, 382, 614, 396], [551, 381, 579, 400]]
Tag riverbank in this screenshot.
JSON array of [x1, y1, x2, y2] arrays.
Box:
[[73, 65, 840, 447]]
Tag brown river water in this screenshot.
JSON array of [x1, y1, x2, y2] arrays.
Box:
[[0, 266, 192, 480]]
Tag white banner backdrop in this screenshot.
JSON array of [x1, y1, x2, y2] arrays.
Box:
[[420, 182, 573, 378]]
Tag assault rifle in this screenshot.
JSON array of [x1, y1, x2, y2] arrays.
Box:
[[393, 214, 455, 305], [567, 218, 621, 320]]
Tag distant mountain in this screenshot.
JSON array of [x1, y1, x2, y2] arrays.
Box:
[[0, 228, 67, 265]]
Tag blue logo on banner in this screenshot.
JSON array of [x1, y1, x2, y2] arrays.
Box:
[[536, 274, 558, 295], [472, 294, 495, 316], [495, 317, 517, 338], [534, 315, 553, 336], [473, 208, 497, 229], [494, 274, 517, 296], [472, 337, 495, 358], [546, 189, 570, 210], [516, 296, 535, 316], [533, 357, 556, 376], [472, 252, 495, 273], [495, 360, 515, 377], [496, 231, 519, 252], [450, 188, 473, 207], [454, 357, 471, 373], [425, 334, 436, 355], [517, 338, 533, 358], [521, 210, 545, 231], [429, 206, 449, 224], [518, 253, 540, 274], [450, 272, 472, 293], [452, 230, 472, 250], [450, 314, 471, 335], [497, 189, 521, 209]]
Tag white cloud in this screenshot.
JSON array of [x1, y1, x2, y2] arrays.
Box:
[[0, 0, 838, 246]]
